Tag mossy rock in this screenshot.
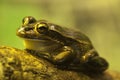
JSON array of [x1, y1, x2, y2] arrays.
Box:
[[0, 46, 119, 80]]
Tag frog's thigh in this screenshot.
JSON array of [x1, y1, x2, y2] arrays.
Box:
[[53, 46, 74, 63], [85, 56, 109, 72]]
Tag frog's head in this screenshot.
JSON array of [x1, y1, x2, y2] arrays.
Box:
[[16, 16, 64, 51], [17, 16, 64, 40]]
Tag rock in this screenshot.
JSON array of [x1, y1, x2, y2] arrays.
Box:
[[0, 46, 119, 80]]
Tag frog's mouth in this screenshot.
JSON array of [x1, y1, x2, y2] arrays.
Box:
[[17, 32, 57, 42]]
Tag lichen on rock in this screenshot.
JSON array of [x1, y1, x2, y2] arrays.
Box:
[[0, 46, 119, 80]]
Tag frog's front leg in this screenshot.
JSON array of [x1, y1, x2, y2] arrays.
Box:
[[52, 46, 75, 65]]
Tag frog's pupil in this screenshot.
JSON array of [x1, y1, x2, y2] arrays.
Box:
[[22, 16, 36, 25], [38, 26, 47, 30], [29, 19, 36, 24], [37, 25, 48, 34]]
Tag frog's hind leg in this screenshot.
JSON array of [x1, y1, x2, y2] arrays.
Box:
[[84, 56, 109, 73]]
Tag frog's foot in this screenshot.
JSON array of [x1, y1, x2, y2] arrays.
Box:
[[52, 46, 75, 65], [84, 56, 109, 73]]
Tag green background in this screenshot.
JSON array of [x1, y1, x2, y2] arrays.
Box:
[[0, 0, 120, 71]]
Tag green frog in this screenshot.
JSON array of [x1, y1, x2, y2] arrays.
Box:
[[16, 16, 108, 73]]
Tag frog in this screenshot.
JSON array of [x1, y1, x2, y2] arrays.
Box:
[[16, 16, 109, 73]]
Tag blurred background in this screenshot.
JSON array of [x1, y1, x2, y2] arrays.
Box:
[[0, 0, 120, 71]]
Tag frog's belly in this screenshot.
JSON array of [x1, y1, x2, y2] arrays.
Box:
[[23, 39, 63, 52]]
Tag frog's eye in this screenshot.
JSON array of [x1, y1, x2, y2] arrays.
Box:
[[36, 23, 48, 34], [22, 16, 36, 25]]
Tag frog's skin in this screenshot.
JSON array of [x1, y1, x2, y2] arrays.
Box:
[[16, 16, 109, 73]]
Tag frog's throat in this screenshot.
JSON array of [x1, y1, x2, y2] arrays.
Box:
[[23, 39, 62, 52]]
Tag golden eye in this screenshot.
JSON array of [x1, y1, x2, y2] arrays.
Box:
[[22, 16, 36, 25], [35, 23, 48, 34]]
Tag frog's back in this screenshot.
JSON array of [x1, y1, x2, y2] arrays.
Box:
[[63, 28, 91, 42], [50, 24, 91, 43]]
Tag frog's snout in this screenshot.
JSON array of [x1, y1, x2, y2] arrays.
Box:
[[17, 27, 25, 35]]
